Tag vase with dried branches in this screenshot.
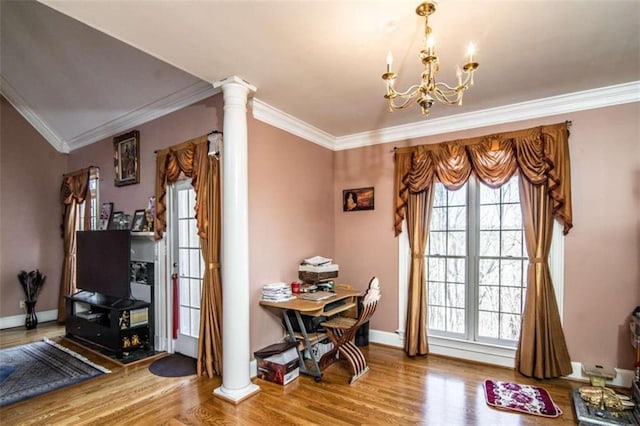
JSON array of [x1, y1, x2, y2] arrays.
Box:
[[18, 270, 46, 329]]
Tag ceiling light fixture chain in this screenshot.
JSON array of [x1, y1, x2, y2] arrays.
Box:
[[382, 1, 479, 116]]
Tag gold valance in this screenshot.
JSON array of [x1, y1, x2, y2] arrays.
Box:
[[394, 122, 572, 236], [155, 135, 209, 240]]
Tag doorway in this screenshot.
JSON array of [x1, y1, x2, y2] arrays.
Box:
[[169, 179, 204, 358]]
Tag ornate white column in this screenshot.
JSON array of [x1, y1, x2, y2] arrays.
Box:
[[212, 76, 260, 403]]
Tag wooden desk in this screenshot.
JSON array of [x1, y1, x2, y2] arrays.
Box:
[[259, 288, 360, 381]]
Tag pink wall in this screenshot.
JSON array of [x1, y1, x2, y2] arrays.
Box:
[[334, 102, 640, 370], [68, 96, 223, 214], [248, 118, 335, 351], [1, 97, 68, 316]]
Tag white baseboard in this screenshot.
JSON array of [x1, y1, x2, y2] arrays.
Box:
[[0, 309, 58, 329], [370, 329, 634, 387]]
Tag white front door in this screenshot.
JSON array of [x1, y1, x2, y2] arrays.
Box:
[[170, 180, 204, 358]]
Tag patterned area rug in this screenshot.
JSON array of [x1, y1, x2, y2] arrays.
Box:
[[0, 338, 110, 407], [483, 379, 563, 418]]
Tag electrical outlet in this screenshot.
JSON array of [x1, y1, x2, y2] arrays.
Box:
[[19, 300, 25, 309]]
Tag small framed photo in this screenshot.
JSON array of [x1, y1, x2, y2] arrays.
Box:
[[113, 130, 140, 187], [343, 187, 375, 212], [99, 202, 114, 230], [110, 211, 125, 229], [131, 209, 147, 232]]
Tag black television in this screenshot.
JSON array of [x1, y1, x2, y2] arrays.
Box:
[[76, 230, 131, 300]]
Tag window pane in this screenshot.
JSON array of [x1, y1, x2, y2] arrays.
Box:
[[429, 306, 445, 330], [479, 259, 499, 285], [502, 203, 522, 229], [433, 184, 447, 207], [428, 258, 445, 282], [447, 231, 466, 256], [428, 281, 445, 306], [500, 313, 521, 341], [502, 230, 523, 257], [179, 277, 189, 306], [478, 285, 499, 311], [190, 308, 201, 337], [189, 249, 202, 279], [189, 218, 199, 247], [502, 176, 519, 203], [178, 191, 189, 218], [429, 232, 446, 256], [500, 259, 523, 287], [448, 206, 466, 231], [190, 278, 201, 308], [478, 311, 499, 338], [179, 220, 189, 247], [180, 307, 190, 335], [480, 231, 500, 257], [431, 207, 447, 231], [480, 204, 500, 230], [446, 308, 465, 333], [447, 258, 465, 283], [500, 287, 522, 314], [480, 183, 500, 205], [446, 284, 465, 308], [448, 184, 467, 206], [179, 249, 189, 277]]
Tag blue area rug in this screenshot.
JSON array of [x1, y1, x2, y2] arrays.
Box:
[[0, 338, 110, 407]]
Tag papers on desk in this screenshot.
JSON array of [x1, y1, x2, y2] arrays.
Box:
[[301, 256, 332, 266], [262, 282, 295, 302], [297, 292, 336, 301]]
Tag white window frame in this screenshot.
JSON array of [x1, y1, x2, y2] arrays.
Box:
[[396, 191, 564, 367]]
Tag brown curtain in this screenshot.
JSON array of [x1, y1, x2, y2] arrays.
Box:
[[394, 122, 573, 378], [196, 155, 223, 377], [154, 134, 223, 377], [57, 168, 90, 323]]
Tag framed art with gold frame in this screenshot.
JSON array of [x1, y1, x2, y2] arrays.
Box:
[[113, 130, 140, 187]]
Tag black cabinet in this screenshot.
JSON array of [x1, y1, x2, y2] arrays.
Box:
[[65, 292, 150, 358]]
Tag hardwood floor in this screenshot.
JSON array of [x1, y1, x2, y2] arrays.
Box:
[[0, 322, 580, 425]]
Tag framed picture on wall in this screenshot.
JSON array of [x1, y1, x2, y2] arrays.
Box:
[[113, 130, 140, 187], [343, 187, 375, 212]]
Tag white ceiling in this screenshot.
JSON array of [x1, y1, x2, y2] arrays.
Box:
[[2, 1, 639, 153]]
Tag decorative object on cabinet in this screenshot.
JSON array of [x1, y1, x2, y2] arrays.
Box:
[[131, 209, 147, 232], [99, 202, 114, 230], [113, 130, 140, 187], [342, 187, 374, 212]]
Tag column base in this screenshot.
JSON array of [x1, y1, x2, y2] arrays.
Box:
[[213, 382, 260, 404]]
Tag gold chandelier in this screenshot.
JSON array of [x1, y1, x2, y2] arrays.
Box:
[[382, 1, 479, 116]]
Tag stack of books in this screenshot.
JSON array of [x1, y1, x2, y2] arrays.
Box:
[[262, 282, 295, 302]]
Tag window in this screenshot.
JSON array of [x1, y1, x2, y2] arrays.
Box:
[[176, 183, 204, 339], [427, 175, 526, 347], [78, 168, 100, 231]]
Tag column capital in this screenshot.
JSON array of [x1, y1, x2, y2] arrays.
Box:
[[213, 75, 257, 94]]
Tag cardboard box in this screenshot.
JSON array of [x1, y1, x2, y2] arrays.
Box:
[[256, 347, 299, 385]]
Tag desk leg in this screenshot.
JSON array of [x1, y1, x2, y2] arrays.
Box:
[[281, 310, 323, 382]]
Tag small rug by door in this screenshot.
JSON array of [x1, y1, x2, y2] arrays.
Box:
[[149, 353, 197, 377], [0, 338, 110, 407], [483, 379, 563, 418]]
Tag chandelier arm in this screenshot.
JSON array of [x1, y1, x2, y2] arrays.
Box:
[[389, 84, 422, 99], [388, 96, 417, 110], [432, 87, 463, 105]]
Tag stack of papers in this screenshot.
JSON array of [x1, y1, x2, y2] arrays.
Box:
[[262, 282, 295, 302], [301, 256, 332, 266]]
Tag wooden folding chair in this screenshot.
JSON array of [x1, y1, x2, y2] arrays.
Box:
[[319, 277, 380, 383]]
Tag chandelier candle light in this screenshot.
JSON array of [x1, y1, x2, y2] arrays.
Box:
[[382, 1, 479, 115]]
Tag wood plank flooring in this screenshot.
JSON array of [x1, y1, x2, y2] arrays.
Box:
[[0, 321, 580, 425]]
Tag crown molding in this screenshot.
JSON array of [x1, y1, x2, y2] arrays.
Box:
[[333, 81, 640, 150], [66, 81, 219, 151], [252, 81, 639, 151], [1, 76, 70, 153], [251, 98, 335, 150]]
